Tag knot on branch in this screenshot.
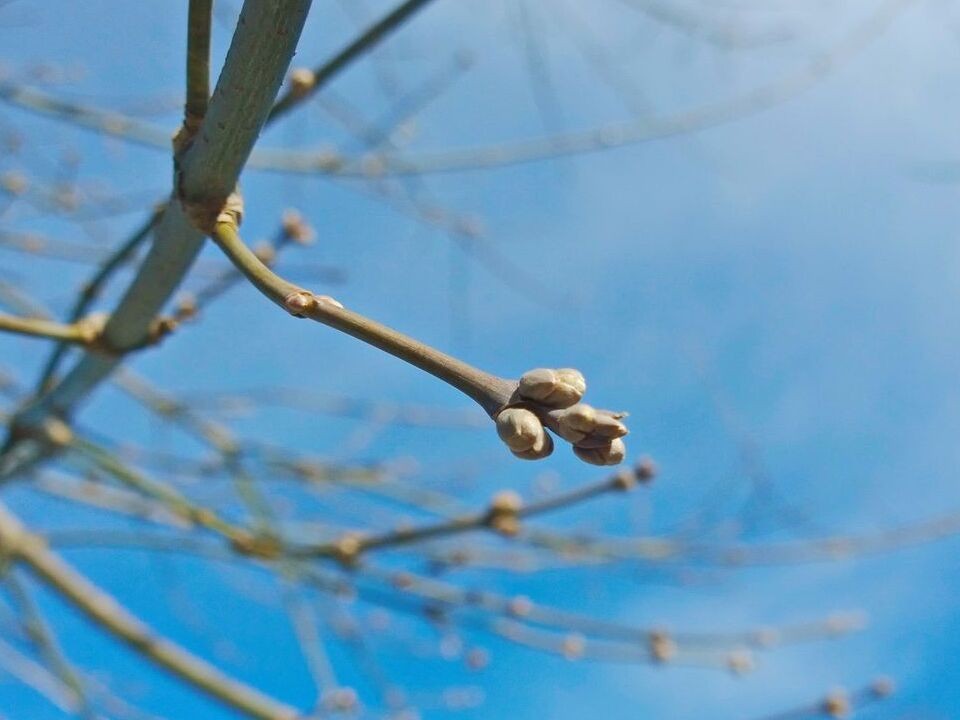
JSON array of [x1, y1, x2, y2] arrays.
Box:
[[172, 112, 205, 156], [493, 368, 629, 466], [229, 532, 282, 560], [331, 533, 364, 567], [822, 689, 851, 719], [606, 456, 657, 491], [287, 68, 316, 98], [180, 189, 244, 236], [280, 209, 315, 245], [648, 630, 677, 663], [282, 290, 344, 318], [84, 314, 178, 357], [484, 490, 523, 536], [5, 416, 74, 458]]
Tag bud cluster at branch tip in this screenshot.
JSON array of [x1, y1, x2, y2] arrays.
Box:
[[494, 368, 629, 466]]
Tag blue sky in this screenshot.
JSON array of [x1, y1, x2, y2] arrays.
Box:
[[1, 0, 960, 718]]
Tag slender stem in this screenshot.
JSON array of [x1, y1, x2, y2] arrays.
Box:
[[269, 0, 438, 123], [210, 221, 514, 415], [185, 0, 213, 129], [35, 209, 161, 393], [288, 471, 627, 558], [2, 573, 94, 718], [0, 503, 300, 720], [0, 314, 94, 346]]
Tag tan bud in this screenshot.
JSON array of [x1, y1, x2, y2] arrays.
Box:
[[496, 408, 546, 453], [489, 490, 523, 515], [726, 650, 754, 675], [506, 595, 534, 617], [280, 209, 315, 244], [174, 293, 198, 321], [487, 490, 523, 535], [510, 429, 554, 460], [649, 631, 676, 663], [611, 468, 637, 492], [518, 368, 586, 408], [289, 68, 316, 97], [332, 533, 363, 566], [561, 633, 586, 660], [573, 437, 626, 466], [554, 403, 596, 443], [823, 689, 850, 718], [591, 411, 628, 439], [42, 417, 74, 448]]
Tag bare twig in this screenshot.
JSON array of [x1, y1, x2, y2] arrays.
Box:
[[0, 502, 301, 720]]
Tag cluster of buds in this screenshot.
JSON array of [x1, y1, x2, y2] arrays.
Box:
[[494, 368, 629, 466]]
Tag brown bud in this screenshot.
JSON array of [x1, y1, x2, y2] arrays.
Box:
[[283, 290, 316, 317], [611, 468, 637, 492], [635, 456, 657, 483], [280, 209, 315, 244], [506, 595, 533, 617], [332, 533, 364, 567], [174, 293, 198, 321], [466, 647, 490, 670], [823, 689, 850, 718], [871, 676, 895, 698], [649, 631, 676, 663]]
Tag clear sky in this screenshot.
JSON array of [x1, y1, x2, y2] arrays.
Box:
[[1, 0, 959, 718]]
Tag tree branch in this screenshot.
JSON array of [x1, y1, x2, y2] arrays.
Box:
[[269, 0, 438, 123], [0, 503, 300, 720], [0, 0, 315, 480]]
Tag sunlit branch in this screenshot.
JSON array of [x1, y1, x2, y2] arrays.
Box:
[[209, 220, 628, 464], [752, 678, 894, 720], [184, 0, 213, 134], [1, 572, 94, 718], [0, 503, 302, 720], [0, 312, 106, 347], [286, 469, 639, 560], [0, 0, 315, 480]]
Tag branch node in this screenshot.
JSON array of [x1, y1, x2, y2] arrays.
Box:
[[181, 190, 245, 237]]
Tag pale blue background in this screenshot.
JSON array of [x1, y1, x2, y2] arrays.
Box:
[[0, 0, 959, 718]]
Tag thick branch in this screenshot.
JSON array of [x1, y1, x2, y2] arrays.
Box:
[[0, 0, 314, 479]]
